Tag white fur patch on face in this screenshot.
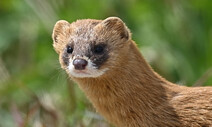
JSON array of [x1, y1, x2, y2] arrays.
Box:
[[67, 56, 109, 78]]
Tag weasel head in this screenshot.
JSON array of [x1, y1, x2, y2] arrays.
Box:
[[52, 17, 131, 79]]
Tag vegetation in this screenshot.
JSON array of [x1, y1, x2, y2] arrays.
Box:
[[0, 0, 211, 126]]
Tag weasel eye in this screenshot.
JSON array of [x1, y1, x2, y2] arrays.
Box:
[[67, 46, 73, 54], [94, 45, 104, 54]]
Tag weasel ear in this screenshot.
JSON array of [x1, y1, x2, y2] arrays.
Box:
[[101, 17, 131, 40], [52, 20, 70, 53]]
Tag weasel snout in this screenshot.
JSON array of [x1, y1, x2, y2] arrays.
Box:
[[73, 58, 88, 70]]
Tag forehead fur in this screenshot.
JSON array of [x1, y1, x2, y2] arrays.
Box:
[[70, 19, 101, 38], [69, 19, 103, 45], [71, 19, 101, 32]]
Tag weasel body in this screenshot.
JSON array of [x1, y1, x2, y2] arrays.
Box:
[[52, 17, 212, 127]]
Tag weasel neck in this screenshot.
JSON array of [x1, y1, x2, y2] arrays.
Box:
[[73, 41, 181, 126]]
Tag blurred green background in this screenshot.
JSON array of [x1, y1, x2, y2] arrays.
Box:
[[0, 0, 212, 126]]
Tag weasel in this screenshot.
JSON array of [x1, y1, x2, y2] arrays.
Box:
[[52, 17, 212, 127]]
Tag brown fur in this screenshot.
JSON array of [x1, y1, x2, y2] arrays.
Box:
[[52, 17, 212, 127]]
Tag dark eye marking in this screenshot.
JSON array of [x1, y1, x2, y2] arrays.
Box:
[[62, 44, 74, 66], [92, 54, 109, 68], [93, 44, 106, 54], [90, 43, 109, 68], [94, 45, 104, 54], [67, 45, 73, 54]]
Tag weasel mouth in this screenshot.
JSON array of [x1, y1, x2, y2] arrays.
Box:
[[74, 70, 90, 74]]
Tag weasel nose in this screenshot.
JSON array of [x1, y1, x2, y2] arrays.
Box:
[[73, 58, 88, 70]]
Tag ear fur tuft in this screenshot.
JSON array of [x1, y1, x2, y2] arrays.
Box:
[[52, 20, 70, 43], [52, 20, 70, 54], [101, 17, 130, 40]]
